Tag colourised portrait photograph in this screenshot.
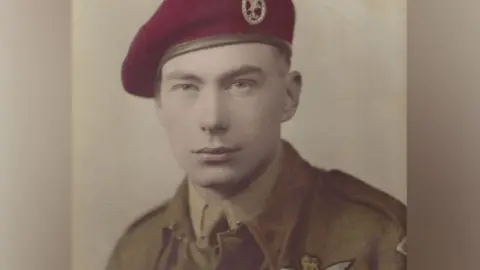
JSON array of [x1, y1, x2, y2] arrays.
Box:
[[73, 0, 406, 269]]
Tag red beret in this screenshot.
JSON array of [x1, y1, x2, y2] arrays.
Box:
[[121, 0, 296, 98]]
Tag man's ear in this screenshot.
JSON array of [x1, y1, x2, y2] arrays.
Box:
[[281, 70, 302, 122]]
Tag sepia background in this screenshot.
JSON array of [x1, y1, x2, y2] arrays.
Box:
[[73, 1, 406, 270]]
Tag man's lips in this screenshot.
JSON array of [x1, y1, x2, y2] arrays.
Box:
[[192, 146, 240, 154], [192, 146, 240, 162]]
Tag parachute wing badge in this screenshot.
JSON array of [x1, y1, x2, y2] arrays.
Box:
[[323, 260, 354, 270]]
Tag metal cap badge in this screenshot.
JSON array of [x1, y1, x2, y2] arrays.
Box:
[[242, 0, 267, 25]]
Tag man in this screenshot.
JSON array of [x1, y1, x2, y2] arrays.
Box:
[[107, 0, 406, 269]]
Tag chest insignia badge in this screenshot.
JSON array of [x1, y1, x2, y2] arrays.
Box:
[[301, 254, 320, 270]]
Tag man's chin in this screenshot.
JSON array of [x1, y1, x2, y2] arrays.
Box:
[[191, 176, 238, 188], [189, 169, 243, 189]]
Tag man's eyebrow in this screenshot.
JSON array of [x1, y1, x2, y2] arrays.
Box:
[[163, 65, 265, 83], [163, 71, 204, 83], [220, 65, 265, 80]]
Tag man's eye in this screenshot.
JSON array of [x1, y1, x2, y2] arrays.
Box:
[[231, 79, 257, 89], [172, 83, 198, 91]]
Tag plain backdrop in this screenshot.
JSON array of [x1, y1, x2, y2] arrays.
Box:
[[1, 1, 71, 269], [73, 1, 406, 270]]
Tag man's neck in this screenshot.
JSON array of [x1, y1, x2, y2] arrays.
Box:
[[191, 143, 283, 204]]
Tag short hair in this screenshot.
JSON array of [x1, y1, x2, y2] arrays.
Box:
[[271, 46, 292, 76], [273, 46, 292, 67]]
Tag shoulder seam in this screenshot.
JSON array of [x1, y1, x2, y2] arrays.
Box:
[[320, 169, 406, 231]]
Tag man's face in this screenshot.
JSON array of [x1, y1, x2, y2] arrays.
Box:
[[156, 43, 301, 189]]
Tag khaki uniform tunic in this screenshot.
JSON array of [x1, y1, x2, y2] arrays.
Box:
[[106, 141, 406, 270]]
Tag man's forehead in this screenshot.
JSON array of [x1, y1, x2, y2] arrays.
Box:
[[161, 43, 279, 76]]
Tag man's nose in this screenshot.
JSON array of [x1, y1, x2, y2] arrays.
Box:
[[196, 89, 229, 134]]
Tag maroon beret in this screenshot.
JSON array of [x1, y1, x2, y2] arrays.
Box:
[[121, 0, 296, 98]]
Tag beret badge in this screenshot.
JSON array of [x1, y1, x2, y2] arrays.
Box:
[[242, 0, 267, 25]]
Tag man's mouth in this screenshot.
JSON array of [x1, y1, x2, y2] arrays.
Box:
[[193, 146, 240, 154], [192, 146, 240, 162]]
